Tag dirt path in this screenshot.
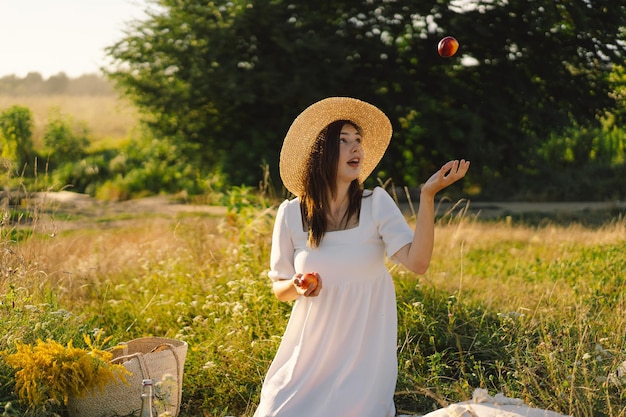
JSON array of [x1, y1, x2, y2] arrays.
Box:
[[14, 191, 626, 233], [20, 191, 227, 233], [426, 199, 626, 219]]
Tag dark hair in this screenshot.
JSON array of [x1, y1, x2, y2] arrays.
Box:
[[301, 120, 363, 248]]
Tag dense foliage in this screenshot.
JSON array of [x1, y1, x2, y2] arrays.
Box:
[[106, 0, 626, 197], [0, 106, 36, 175]]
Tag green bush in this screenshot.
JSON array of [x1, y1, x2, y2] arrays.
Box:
[[42, 109, 89, 169], [0, 106, 36, 177]]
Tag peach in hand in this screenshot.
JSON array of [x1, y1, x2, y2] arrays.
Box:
[[295, 273, 319, 292]]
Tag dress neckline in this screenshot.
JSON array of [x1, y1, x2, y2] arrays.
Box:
[[297, 188, 373, 234]]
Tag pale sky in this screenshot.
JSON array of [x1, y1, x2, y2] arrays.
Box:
[[0, 0, 149, 78]]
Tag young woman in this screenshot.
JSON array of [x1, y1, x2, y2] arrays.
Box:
[[254, 97, 470, 417]]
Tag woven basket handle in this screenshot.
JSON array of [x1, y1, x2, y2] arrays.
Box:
[[112, 343, 183, 400], [150, 343, 184, 400], [112, 351, 151, 380]]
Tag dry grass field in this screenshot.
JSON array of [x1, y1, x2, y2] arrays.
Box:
[[1, 190, 624, 416], [0, 94, 138, 147]]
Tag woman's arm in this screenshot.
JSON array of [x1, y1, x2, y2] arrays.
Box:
[[272, 273, 323, 302], [394, 159, 470, 274]]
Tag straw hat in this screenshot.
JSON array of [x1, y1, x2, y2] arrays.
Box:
[[280, 97, 393, 197]]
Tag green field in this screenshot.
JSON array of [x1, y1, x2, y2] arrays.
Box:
[[1, 191, 624, 417]]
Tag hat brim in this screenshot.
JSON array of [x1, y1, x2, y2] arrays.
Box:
[[280, 97, 392, 197]]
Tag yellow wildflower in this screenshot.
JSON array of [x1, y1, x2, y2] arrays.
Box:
[[1, 331, 130, 408]]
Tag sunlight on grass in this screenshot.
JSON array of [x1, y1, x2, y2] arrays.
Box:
[[1, 194, 625, 416], [0, 95, 137, 146]]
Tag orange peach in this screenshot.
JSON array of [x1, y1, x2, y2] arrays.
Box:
[[438, 36, 459, 57], [296, 273, 319, 291]]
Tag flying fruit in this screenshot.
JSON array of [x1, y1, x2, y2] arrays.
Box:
[[438, 36, 459, 58]]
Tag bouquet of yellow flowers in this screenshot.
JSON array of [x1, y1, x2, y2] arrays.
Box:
[[1, 331, 130, 408]]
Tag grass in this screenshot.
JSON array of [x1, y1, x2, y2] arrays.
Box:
[[0, 94, 137, 147], [0, 191, 625, 417]]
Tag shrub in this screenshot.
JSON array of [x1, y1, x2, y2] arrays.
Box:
[[0, 106, 36, 177], [42, 109, 89, 169]]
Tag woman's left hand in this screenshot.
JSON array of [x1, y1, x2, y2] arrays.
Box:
[[421, 159, 470, 198]]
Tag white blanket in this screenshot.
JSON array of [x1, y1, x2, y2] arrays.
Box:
[[401, 389, 570, 417]]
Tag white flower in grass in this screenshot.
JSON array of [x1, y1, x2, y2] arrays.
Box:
[[607, 360, 626, 387], [232, 302, 244, 315]]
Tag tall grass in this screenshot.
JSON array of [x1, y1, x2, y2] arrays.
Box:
[[0, 189, 625, 416], [0, 95, 137, 147]]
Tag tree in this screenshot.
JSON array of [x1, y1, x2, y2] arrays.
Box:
[[44, 72, 70, 95], [106, 0, 626, 197], [413, 0, 626, 196]]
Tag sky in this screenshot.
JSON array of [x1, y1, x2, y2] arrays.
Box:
[[0, 0, 150, 78]]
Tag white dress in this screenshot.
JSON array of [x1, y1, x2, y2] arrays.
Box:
[[254, 187, 414, 417]]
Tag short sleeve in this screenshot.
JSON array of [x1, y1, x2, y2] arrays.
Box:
[[267, 199, 297, 281], [371, 187, 413, 258]]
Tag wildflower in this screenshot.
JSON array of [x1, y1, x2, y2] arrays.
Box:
[[1, 332, 130, 408]]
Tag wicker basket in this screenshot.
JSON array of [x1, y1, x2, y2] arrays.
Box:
[[67, 337, 188, 417]]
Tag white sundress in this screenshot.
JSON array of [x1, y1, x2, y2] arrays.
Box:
[[254, 187, 414, 417]]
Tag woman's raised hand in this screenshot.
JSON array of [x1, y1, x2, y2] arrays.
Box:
[[421, 159, 470, 197]]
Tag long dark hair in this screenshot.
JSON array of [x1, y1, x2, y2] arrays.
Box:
[[301, 120, 363, 248]]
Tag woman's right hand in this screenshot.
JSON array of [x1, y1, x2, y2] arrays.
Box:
[[272, 273, 323, 301], [293, 272, 322, 297], [421, 159, 470, 198]]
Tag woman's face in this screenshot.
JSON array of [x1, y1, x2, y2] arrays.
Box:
[[336, 123, 363, 186]]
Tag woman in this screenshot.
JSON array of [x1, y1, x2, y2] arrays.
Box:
[[254, 97, 470, 417]]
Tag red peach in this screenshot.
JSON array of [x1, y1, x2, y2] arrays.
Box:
[[297, 273, 319, 291], [438, 36, 459, 58]]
